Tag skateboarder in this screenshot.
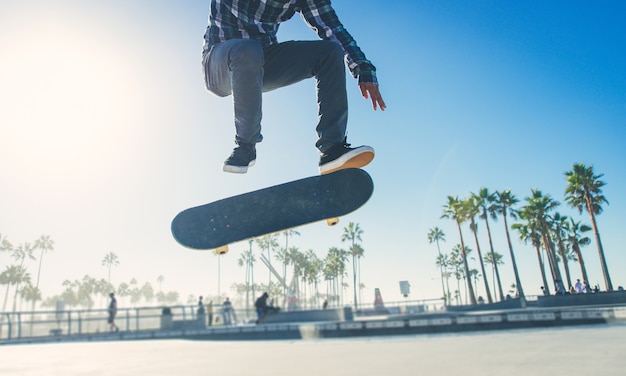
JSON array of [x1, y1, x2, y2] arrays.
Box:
[[202, 0, 386, 174], [254, 292, 278, 322]]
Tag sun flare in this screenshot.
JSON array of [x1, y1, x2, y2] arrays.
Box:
[[0, 11, 142, 186]]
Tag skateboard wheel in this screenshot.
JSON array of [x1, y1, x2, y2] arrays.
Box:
[[326, 217, 339, 226], [215, 245, 229, 255]]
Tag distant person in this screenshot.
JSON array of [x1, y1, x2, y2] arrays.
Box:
[[207, 300, 213, 326], [574, 279, 583, 294], [287, 290, 297, 311], [108, 292, 119, 332], [554, 280, 566, 295], [222, 297, 235, 325], [195, 296, 207, 328], [197, 296, 206, 315], [583, 280, 590, 293], [541, 286, 549, 296], [323, 299, 328, 310], [254, 292, 273, 323]]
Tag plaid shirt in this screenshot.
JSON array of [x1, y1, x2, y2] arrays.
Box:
[[203, 0, 377, 84]]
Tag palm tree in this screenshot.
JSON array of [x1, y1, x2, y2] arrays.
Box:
[[286, 246, 302, 302], [157, 275, 165, 293], [549, 212, 574, 289], [469, 268, 481, 298], [427, 227, 448, 305], [564, 218, 592, 284], [434, 253, 452, 303], [312, 254, 325, 307], [564, 163, 612, 290], [237, 245, 256, 310], [483, 251, 504, 299], [521, 190, 563, 288], [101, 252, 120, 286], [448, 246, 463, 305], [282, 230, 300, 257], [96, 277, 113, 307], [466, 196, 493, 303], [324, 247, 348, 305], [117, 282, 130, 306], [474, 188, 505, 301], [11, 242, 36, 267], [32, 235, 54, 310], [20, 283, 41, 311], [441, 196, 477, 305], [141, 282, 155, 304], [274, 230, 300, 301], [256, 234, 279, 285], [0, 234, 13, 253], [11, 266, 31, 312], [513, 218, 550, 295], [494, 189, 525, 303], [303, 249, 323, 307], [351, 243, 365, 304], [9, 243, 35, 311], [449, 244, 472, 305], [290, 247, 308, 303], [341, 222, 364, 309], [1, 265, 26, 313]]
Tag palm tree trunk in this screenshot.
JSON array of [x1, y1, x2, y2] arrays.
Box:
[[445, 275, 451, 304], [484, 218, 505, 301], [435, 240, 447, 305], [471, 222, 493, 303], [267, 246, 272, 286], [587, 205, 613, 290], [535, 244, 550, 295], [573, 244, 590, 284], [456, 278, 461, 305], [2, 284, 11, 313], [250, 259, 255, 303], [358, 258, 362, 307], [456, 222, 477, 305], [244, 262, 249, 311], [559, 246, 573, 290], [35, 250, 44, 292], [542, 233, 562, 284], [12, 284, 20, 312], [352, 253, 358, 309], [502, 214, 525, 304], [557, 238, 573, 289]]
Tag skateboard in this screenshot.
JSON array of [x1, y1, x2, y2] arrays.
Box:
[[171, 168, 373, 250]]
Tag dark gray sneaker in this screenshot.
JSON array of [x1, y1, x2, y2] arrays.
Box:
[[319, 141, 374, 174], [223, 143, 256, 173]]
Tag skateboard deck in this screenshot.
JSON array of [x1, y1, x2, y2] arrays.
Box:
[[171, 168, 373, 250]]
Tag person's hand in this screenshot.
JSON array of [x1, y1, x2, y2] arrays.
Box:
[[359, 82, 387, 111]]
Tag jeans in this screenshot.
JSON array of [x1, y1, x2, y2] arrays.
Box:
[[203, 39, 348, 152]]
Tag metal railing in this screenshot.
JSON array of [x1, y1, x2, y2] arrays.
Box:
[[0, 298, 445, 342], [0, 305, 257, 341]]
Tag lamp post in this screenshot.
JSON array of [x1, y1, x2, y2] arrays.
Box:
[[215, 246, 228, 299]]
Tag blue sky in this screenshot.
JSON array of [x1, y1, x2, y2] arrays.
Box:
[[1, 0, 625, 306]]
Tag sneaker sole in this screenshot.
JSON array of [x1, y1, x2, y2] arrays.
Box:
[[223, 160, 256, 174], [319, 147, 374, 175]]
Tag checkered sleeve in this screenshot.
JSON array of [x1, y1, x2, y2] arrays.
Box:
[[298, 0, 377, 84]]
